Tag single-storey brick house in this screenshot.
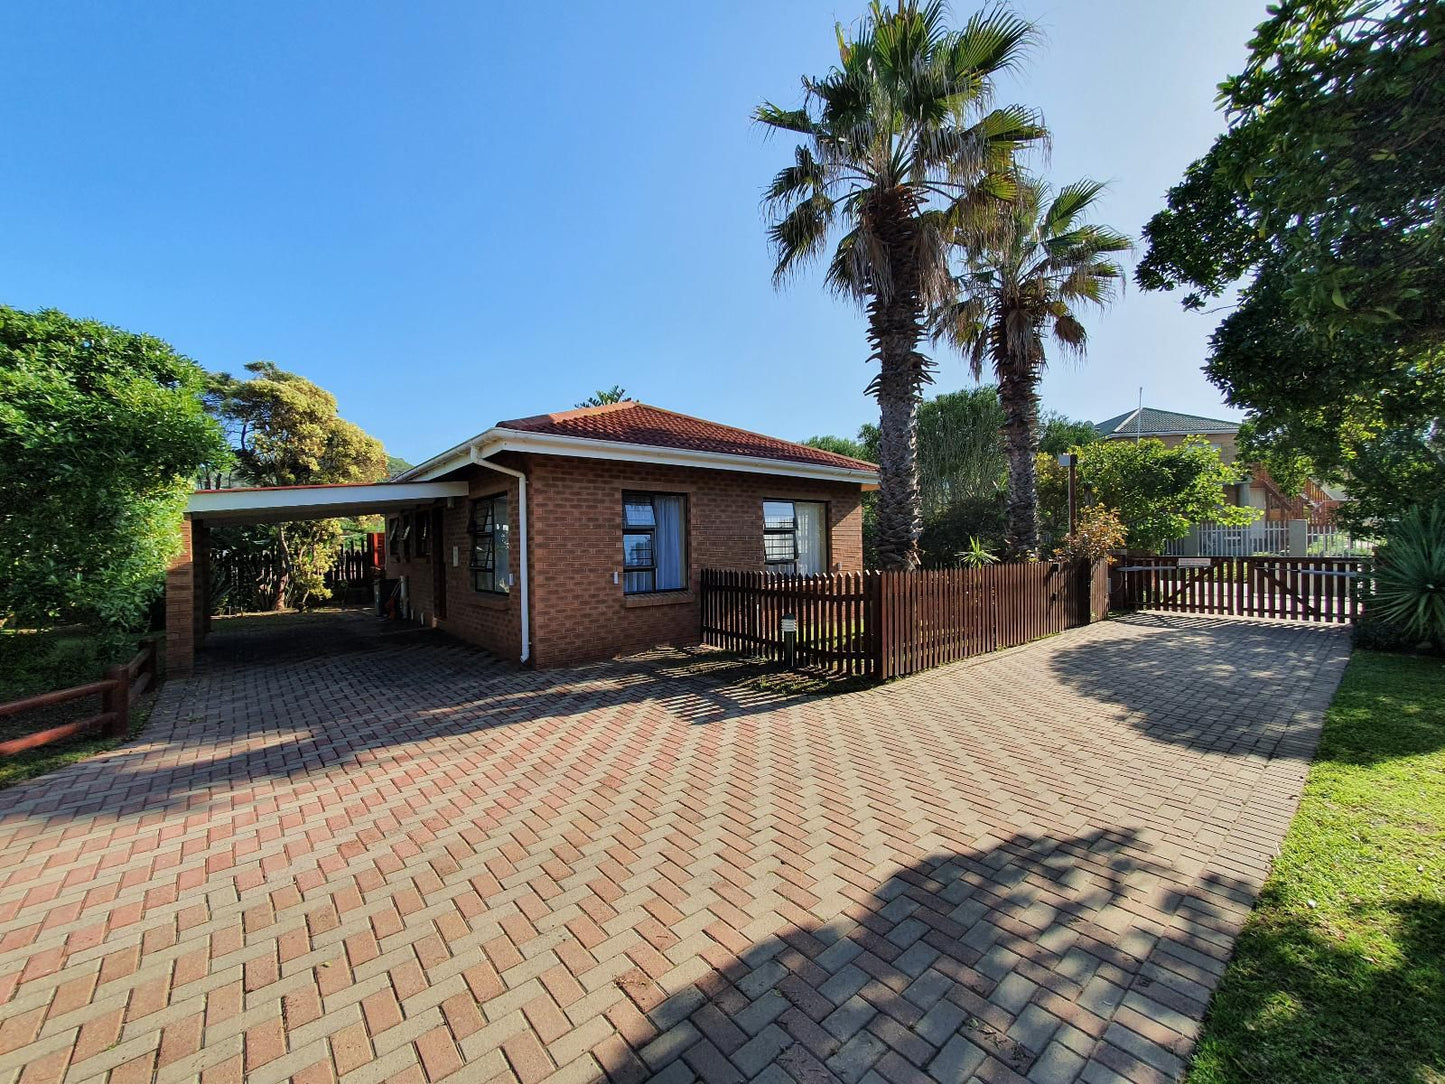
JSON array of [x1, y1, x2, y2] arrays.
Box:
[[174, 402, 877, 670]]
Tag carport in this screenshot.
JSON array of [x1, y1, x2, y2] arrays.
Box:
[[167, 480, 469, 672]]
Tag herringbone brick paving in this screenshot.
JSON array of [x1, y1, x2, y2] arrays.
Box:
[[0, 609, 1350, 1083]]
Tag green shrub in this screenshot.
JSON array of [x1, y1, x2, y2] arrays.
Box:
[[0, 628, 137, 702], [1365, 502, 1445, 652]]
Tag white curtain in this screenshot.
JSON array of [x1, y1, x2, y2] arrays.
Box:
[[655, 495, 686, 590], [794, 501, 825, 575]]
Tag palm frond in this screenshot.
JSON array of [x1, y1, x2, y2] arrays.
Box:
[[754, 102, 816, 136], [948, 6, 1039, 82], [1043, 179, 1107, 236], [768, 194, 836, 286]]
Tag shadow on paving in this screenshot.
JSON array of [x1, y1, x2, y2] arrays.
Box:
[[607, 826, 1259, 1084], [1045, 612, 1352, 762], [0, 610, 826, 825]]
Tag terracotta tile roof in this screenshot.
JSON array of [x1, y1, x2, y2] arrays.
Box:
[[496, 402, 876, 472]]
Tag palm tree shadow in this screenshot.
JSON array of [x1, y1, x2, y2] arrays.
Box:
[[1045, 612, 1355, 761], [600, 826, 1268, 1084]]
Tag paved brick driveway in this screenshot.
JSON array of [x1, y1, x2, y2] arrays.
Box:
[[0, 610, 1351, 1084]]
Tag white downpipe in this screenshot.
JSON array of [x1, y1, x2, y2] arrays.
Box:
[[469, 446, 530, 663]]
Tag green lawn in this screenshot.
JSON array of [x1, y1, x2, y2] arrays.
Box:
[[1188, 650, 1445, 1084]]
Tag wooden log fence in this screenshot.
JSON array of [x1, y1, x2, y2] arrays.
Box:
[[1109, 555, 1368, 623], [700, 560, 1106, 681], [0, 639, 158, 757]]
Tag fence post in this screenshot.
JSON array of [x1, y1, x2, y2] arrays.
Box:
[[1288, 518, 1309, 556], [102, 665, 129, 738]]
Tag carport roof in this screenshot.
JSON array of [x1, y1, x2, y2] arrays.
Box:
[[186, 480, 469, 525]]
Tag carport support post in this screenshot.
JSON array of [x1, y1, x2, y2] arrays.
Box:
[[166, 515, 197, 675]]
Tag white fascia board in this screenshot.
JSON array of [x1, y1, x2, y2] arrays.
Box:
[[469, 431, 878, 487], [187, 480, 469, 516]]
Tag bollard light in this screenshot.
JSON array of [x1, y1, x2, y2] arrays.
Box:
[[781, 612, 798, 670]]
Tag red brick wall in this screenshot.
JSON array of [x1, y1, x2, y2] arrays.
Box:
[[166, 516, 196, 673], [384, 465, 523, 661], [385, 455, 864, 668], [525, 455, 863, 667]]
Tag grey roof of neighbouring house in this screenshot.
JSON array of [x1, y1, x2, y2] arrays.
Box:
[[1095, 406, 1241, 438]]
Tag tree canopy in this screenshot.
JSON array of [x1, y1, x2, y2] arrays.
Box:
[[205, 362, 388, 608], [1069, 437, 1255, 553], [1137, 0, 1445, 530], [576, 386, 629, 408], [0, 306, 227, 629]]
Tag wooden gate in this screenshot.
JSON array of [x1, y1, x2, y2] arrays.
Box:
[[1110, 556, 1368, 624]]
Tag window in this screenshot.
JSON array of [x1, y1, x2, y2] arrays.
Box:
[[387, 516, 402, 558], [415, 511, 430, 559], [762, 500, 827, 575], [469, 495, 510, 593], [622, 492, 686, 594]]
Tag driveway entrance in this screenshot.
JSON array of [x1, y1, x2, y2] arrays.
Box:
[[0, 610, 1350, 1083]]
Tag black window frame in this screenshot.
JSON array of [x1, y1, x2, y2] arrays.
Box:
[[415, 510, 431, 560], [762, 501, 799, 566], [621, 491, 687, 595], [762, 499, 829, 573], [468, 493, 510, 595]]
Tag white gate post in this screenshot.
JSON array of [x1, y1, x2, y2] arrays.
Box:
[[1288, 519, 1309, 556]]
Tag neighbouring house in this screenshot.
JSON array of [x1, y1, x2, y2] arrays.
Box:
[[1094, 405, 1344, 523], [170, 402, 876, 671]]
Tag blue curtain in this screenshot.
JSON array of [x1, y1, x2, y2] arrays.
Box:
[[655, 496, 685, 590]]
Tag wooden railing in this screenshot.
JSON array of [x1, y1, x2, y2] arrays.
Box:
[[1110, 556, 1368, 623], [0, 639, 158, 757], [700, 561, 1107, 681]]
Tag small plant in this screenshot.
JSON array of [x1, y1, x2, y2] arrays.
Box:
[[957, 537, 999, 569], [1366, 501, 1445, 651], [1051, 504, 1127, 564]]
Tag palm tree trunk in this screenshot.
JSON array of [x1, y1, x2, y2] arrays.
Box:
[[867, 191, 926, 572], [998, 361, 1040, 558]]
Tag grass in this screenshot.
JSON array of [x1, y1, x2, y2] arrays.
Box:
[[1187, 649, 1445, 1084]]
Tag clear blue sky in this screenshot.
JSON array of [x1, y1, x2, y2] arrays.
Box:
[[1, 1, 1264, 465]]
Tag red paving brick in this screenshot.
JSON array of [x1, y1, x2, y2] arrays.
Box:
[[0, 609, 1349, 1081]]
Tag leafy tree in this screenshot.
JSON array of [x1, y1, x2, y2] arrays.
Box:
[[757, 1, 1044, 569], [1038, 412, 1099, 457], [804, 434, 870, 461], [1137, 0, 1445, 530], [0, 306, 227, 629], [1076, 437, 1255, 553], [577, 386, 629, 408], [205, 362, 388, 608], [933, 178, 1129, 557], [813, 386, 1009, 566]]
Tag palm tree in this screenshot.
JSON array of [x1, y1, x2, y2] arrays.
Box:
[[757, 0, 1044, 570], [933, 178, 1129, 557]]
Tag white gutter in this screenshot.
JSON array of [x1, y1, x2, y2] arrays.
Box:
[[402, 428, 878, 488], [470, 447, 531, 664]]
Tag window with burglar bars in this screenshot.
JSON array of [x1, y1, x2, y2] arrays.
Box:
[[762, 500, 827, 575], [469, 495, 510, 593], [622, 492, 686, 594]]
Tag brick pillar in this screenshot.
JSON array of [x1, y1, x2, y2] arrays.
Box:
[[166, 515, 196, 674]]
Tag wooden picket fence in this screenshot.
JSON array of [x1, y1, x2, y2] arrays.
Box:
[[700, 560, 1108, 681], [1110, 555, 1368, 624], [0, 639, 158, 757]]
